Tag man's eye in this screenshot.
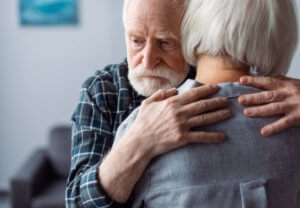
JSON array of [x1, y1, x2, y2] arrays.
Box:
[[133, 39, 143, 44], [161, 40, 170, 45], [130, 38, 145, 50], [131, 38, 145, 45], [160, 40, 175, 50]]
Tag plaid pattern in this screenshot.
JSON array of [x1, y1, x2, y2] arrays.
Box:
[[66, 59, 195, 208], [66, 60, 145, 208]]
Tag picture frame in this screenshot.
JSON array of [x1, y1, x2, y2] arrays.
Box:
[[20, 0, 78, 26]]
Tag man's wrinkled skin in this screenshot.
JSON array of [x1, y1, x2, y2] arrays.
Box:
[[239, 76, 300, 136], [100, 85, 231, 203]]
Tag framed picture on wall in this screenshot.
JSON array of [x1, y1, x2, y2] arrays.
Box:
[[19, 0, 78, 26]]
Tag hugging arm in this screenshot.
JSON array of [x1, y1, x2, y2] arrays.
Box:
[[100, 85, 231, 203], [66, 86, 118, 208]]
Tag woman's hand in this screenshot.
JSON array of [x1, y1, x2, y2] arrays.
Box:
[[238, 76, 300, 136]]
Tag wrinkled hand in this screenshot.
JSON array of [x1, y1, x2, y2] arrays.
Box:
[[99, 85, 231, 203], [127, 85, 231, 158], [239, 76, 300, 136]]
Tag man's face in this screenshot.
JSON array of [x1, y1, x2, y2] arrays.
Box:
[[125, 0, 188, 96]]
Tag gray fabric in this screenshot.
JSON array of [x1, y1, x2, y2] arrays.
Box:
[[114, 79, 300, 208]]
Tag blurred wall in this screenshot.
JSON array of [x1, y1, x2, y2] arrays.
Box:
[[0, 0, 299, 191], [289, 0, 300, 77], [0, 0, 126, 190]]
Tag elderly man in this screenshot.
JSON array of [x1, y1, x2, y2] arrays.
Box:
[[66, 0, 300, 207]]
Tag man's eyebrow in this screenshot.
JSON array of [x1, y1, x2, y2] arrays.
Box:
[[126, 30, 144, 37], [155, 32, 179, 40]]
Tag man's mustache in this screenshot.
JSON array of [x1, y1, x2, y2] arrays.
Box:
[[130, 64, 184, 80]]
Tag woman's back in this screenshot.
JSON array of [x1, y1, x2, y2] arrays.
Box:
[[115, 79, 300, 208]]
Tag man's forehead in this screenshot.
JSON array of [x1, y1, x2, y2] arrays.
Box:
[[128, 0, 184, 10], [126, 0, 184, 22], [125, 9, 182, 37], [127, 9, 181, 23]]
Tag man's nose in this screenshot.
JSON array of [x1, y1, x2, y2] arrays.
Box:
[[142, 43, 160, 69]]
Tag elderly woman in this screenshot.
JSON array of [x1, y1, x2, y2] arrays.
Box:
[[114, 0, 299, 207]]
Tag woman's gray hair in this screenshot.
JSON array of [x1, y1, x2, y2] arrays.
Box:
[[182, 0, 299, 76]]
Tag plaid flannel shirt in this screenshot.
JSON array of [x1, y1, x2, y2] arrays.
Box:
[[66, 59, 195, 208]]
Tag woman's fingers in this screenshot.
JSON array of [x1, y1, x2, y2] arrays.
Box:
[[239, 75, 300, 136], [261, 116, 295, 136], [238, 90, 286, 106], [240, 76, 283, 90], [243, 102, 289, 117]]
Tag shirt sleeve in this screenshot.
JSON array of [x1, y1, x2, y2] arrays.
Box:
[[65, 84, 122, 208]]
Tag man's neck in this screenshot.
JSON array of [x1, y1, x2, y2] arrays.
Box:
[[195, 55, 249, 84]]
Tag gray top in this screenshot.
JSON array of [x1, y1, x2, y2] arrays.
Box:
[[114, 79, 300, 208]]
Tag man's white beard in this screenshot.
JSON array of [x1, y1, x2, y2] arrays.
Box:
[[128, 64, 189, 97]]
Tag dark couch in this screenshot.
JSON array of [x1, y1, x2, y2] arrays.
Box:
[[11, 125, 71, 208]]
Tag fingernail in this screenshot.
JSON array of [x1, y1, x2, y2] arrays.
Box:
[[240, 76, 249, 84], [222, 134, 228, 141], [238, 96, 246, 104], [261, 128, 271, 137], [213, 133, 227, 143], [224, 110, 232, 117], [210, 84, 219, 90], [223, 97, 230, 104], [244, 109, 252, 116]]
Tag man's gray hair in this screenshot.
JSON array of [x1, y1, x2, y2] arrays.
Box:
[[122, 0, 131, 28], [123, 0, 188, 29], [182, 0, 299, 76]]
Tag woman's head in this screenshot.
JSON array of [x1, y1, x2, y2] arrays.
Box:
[[182, 0, 298, 76]]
